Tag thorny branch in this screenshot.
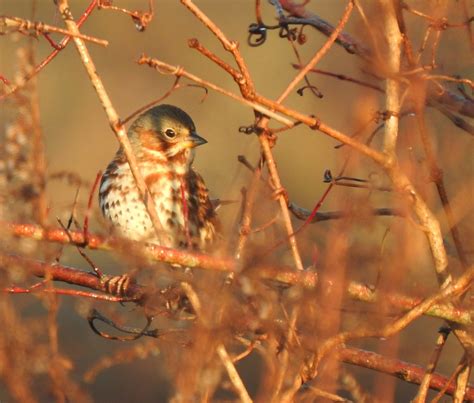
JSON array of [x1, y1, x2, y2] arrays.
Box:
[[1, 0, 472, 400], [0, 15, 108, 46]]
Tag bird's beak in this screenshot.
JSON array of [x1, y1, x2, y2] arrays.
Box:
[[188, 132, 208, 147]]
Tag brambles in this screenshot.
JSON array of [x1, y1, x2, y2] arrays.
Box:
[[0, 1, 472, 401]]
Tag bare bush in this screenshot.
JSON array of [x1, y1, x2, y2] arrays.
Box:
[[0, 0, 472, 401]]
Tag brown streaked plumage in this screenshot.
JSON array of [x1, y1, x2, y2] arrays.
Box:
[[99, 104, 217, 250]]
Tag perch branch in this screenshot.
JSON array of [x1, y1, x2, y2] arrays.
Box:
[[4, 223, 472, 325]]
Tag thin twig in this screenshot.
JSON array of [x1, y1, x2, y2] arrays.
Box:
[[97, 0, 154, 31], [138, 56, 387, 164], [216, 345, 253, 403], [56, 0, 166, 244], [292, 64, 384, 93], [0, 0, 99, 100], [278, 0, 354, 101], [431, 354, 468, 403], [413, 327, 451, 402], [5, 285, 132, 302], [138, 55, 293, 126], [259, 133, 304, 270], [414, 108, 468, 270], [288, 204, 405, 222], [0, 16, 108, 46], [5, 224, 471, 325], [180, 0, 255, 98]]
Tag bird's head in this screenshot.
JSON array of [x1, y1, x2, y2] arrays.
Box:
[[128, 104, 207, 164]]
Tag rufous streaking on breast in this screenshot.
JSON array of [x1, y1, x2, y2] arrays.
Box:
[[99, 104, 217, 250]]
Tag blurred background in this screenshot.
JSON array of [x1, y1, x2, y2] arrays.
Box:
[[0, 0, 472, 401]]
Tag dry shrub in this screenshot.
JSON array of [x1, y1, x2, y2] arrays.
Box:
[[0, 0, 472, 402]]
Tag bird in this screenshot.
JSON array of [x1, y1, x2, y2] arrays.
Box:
[[98, 104, 217, 251]]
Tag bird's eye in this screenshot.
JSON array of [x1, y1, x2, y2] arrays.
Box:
[[164, 129, 176, 139]]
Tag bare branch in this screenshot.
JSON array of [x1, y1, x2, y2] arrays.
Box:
[[56, 0, 167, 244]]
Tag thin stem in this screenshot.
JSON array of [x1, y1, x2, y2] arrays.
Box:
[[217, 345, 253, 403], [278, 0, 354, 102], [56, 0, 166, 244], [0, 16, 108, 46], [180, 0, 255, 98], [0, 0, 98, 101], [138, 56, 292, 126], [138, 57, 387, 164], [259, 132, 304, 270], [414, 110, 468, 269], [413, 328, 450, 402]]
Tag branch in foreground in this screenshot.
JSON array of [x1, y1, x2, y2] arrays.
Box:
[[3, 223, 471, 326], [2, 253, 473, 399], [339, 346, 474, 401], [5, 222, 235, 272]]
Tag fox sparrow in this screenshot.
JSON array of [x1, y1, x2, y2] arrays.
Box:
[[99, 104, 217, 250]]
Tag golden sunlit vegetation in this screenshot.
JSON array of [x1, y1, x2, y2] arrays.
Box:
[[0, 0, 473, 401]]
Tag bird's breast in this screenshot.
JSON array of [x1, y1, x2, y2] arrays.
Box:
[[99, 160, 214, 249]]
